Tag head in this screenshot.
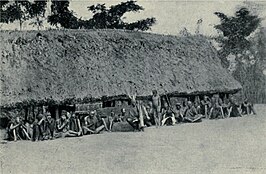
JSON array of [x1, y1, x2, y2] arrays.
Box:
[[176, 103, 181, 110], [121, 108, 126, 114], [72, 113, 77, 118], [46, 112, 52, 121], [146, 104, 151, 111], [152, 90, 157, 96], [182, 100, 187, 107], [187, 101, 193, 108], [61, 114, 67, 121], [66, 111, 71, 119], [90, 110, 96, 118], [204, 95, 208, 100], [15, 116, 20, 123], [111, 111, 114, 117]]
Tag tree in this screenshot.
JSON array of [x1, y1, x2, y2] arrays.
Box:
[[82, 0, 156, 31], [0, 0, 9, 23], [0, 0, 32, 30], [28, 0, 47, 30], [214, 7, 261, 68], [48, 0, 79, 29]]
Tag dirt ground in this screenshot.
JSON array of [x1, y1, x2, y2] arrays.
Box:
[[0, 105, 265, 174]]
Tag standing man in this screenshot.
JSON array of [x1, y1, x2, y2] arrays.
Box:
[[151, 90, 161, 128]]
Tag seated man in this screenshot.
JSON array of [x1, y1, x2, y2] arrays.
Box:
[[115, 108, 126, 122], [83, 110, 105, 134], [194, 96, 201, 114], [69, 113, 82, 136], [209, 94, 225, 119], [127, 94, 145, 131], [228, 95, 242, 117], [55, 112, 80, 138], [8, 116, 31, 141], [241, 98, 256, 115], [173, 103, 184, 123], [200, 95, 211, 118], [102, 111, 115, 132], [222, 96, 232, 117], [46, 112, 56, 139], [37, 114, 48, 140], [145, 102, 155, 125], [161, 105, 176, 126], [183, 101, 202, 123], [30, 113, 48, 141]]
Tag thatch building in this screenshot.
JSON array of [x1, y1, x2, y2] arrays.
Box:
[[0, 29, 241, 120]]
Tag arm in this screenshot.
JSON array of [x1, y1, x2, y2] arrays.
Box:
[[38, 118, 45, 125], [57, 120, 68, 131], [10, 123, 20, 130]]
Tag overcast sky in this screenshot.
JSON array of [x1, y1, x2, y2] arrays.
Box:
[[2, 0, 266, 36]]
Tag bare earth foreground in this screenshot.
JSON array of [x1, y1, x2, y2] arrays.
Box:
[[0, 105, 265, 174]]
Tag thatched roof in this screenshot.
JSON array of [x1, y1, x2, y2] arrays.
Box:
[[0, 29, 241, 107]]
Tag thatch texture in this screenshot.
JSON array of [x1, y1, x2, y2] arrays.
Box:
[[0, 29, 241, 106]]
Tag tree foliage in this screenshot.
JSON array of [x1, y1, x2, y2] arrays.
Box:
[[1, 0, 32, 30], [0, 0, 9, 23], [48, 0, 79, 29], [0, 0, 47, 30], [83, 1, 156, 31], [1, 0, 155, 31], [47, 0, 156, 31], [214, 7, 261, 67], [27, 0, 47, 30]]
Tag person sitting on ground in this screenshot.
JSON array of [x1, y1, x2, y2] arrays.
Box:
[[46, 112, 56, 139], [8, 116, 31, 141], [161, 105, 176, 126], [228, 95, 242, 117], [181, 99, 188, 117], [151, 90, 161, 128], [82, 111, 97, 135], [183, 101, 203, 123], [83, 110, 106, 134], [31, 116, 40, 141], [209, 94, 225, 119], [55, 111, 81, 138], [145, 102, 155, 125], [102, 111, 114, 132], [173, 103, 184, 123], [200, 95, 211, 118], [241, 98, 256, 115], [24, 116, 34, 141], [37, 113, 49, 140], [222, 95, 232, 117], [114, 109, 125, 122], [126, 93, 145, 131], [141, 102, 152, 127], [69, 113, 83, 136], [194, 96, 201, 114]]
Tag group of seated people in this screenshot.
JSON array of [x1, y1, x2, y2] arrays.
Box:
[[125, 91, 256, 131], [6, 109, 126, 142], [6, 91, 256, 142]]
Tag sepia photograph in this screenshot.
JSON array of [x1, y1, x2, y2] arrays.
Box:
[[0, 0, 266, 173]]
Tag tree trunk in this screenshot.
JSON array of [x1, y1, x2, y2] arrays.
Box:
[[19, 19, 22, 30]]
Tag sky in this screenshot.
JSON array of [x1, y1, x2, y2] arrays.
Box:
[[1, 0, 266, 36], [67, 0, 266, 36]]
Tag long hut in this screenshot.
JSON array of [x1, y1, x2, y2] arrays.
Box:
[[0, 29, 241, 121]]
